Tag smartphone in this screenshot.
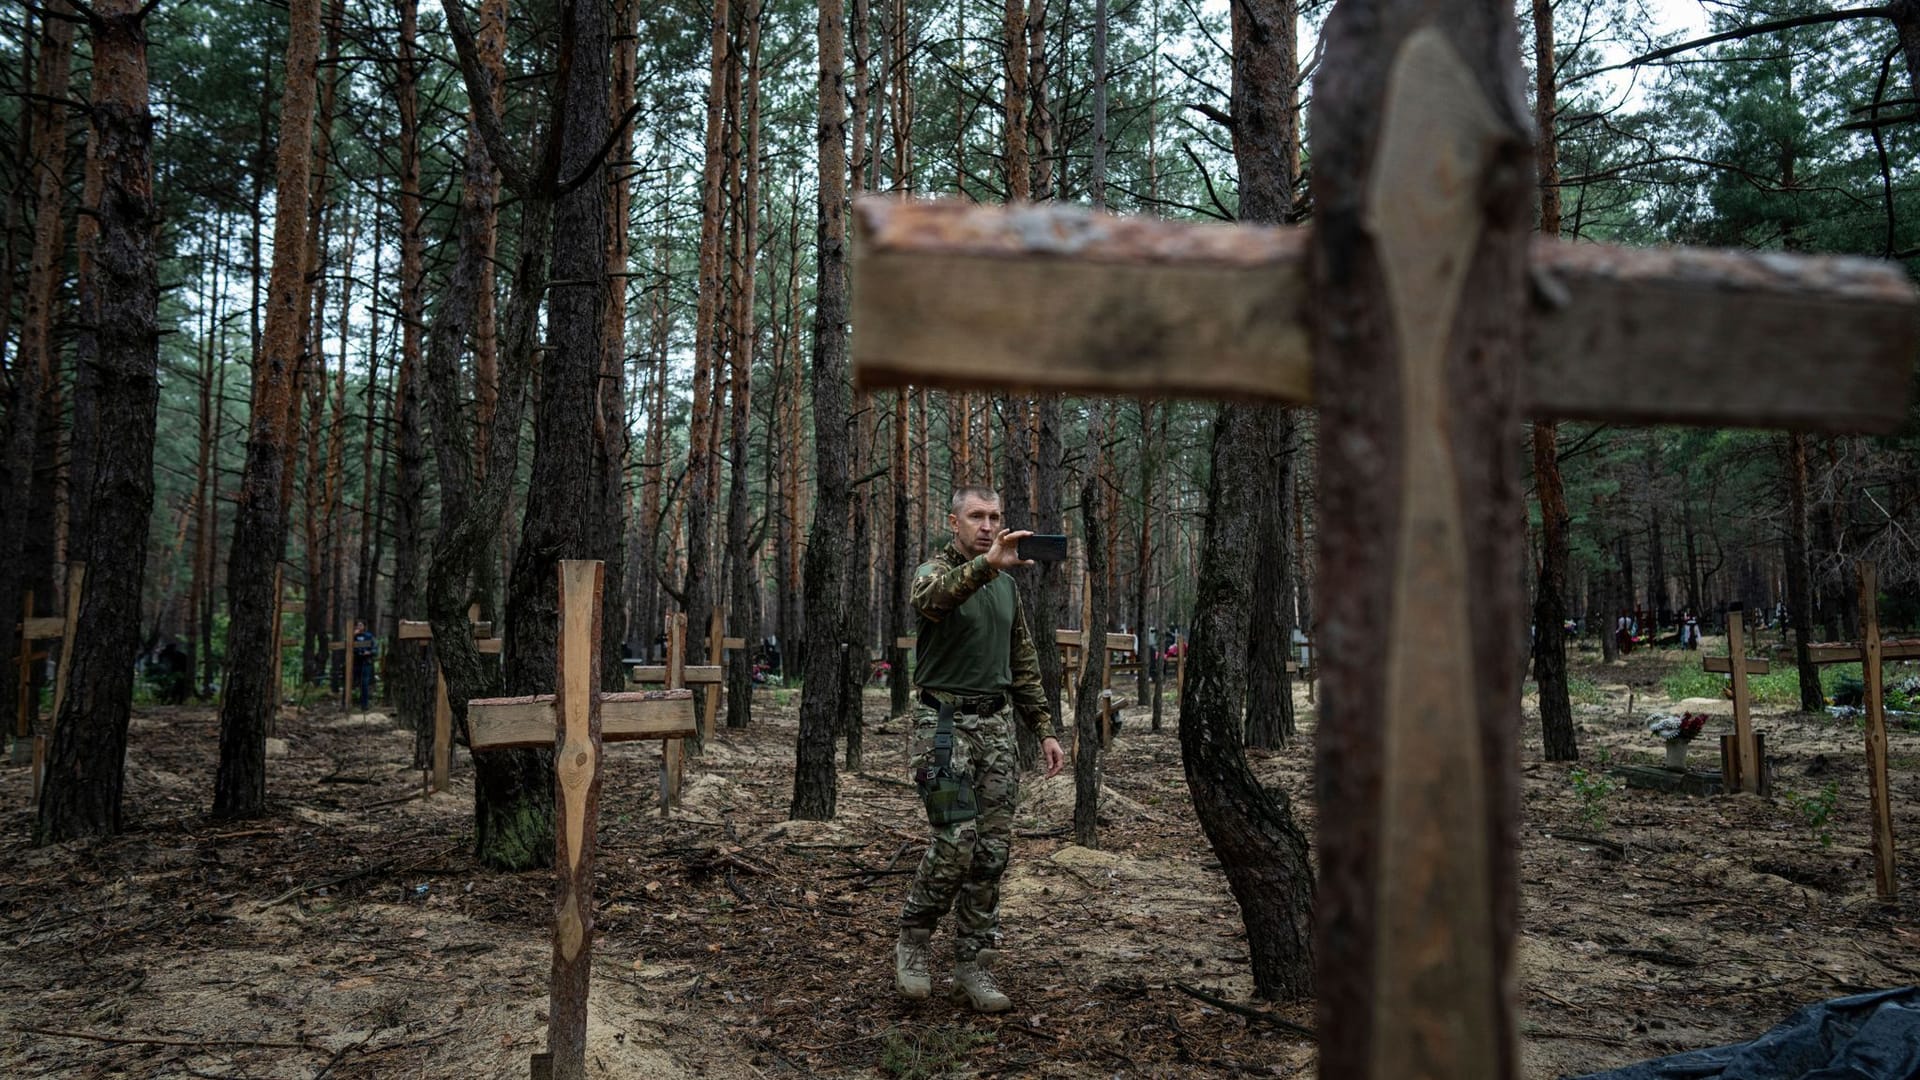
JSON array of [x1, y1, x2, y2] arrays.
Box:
[[1016, 534, 1069, 562]]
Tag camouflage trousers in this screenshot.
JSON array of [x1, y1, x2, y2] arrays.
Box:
[[899, 701, 1019, 961]]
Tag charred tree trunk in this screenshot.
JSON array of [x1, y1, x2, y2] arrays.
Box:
[[214, 0, 320, 818], [35, 0, 159, 842], [1531, 0, 1575, 761], [791, 0, 849, 820]]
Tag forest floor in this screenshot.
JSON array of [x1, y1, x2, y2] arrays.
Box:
[[3, 635, 1918, 1079]]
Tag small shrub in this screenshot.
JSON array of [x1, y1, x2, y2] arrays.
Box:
[[1568, 749, 1615, 832], [1784, 782, 1840, 848], [877, 1025, 991, 1080], [1565, 676, 1604, 705]]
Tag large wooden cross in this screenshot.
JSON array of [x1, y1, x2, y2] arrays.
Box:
[[1804, 562, 1900, 902], [850, 17, 1917, 1079], [465, 560, 697, 1080]]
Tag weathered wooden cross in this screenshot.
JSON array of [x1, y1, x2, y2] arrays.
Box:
[[465, 560, 696, 1080], [626, 611, 718, 812], [397, 610, 502, 793], [1705, 603, 1771, 795], [1805, 562, 1900, 902], [16, 562, 84, 793], [850, 16, 1917, 1076]]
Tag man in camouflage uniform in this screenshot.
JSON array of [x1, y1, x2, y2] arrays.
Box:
[[895, 486, 1064, 1012]]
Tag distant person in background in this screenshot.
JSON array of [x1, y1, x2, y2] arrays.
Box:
[[1615, 611, 1635, 656], [1682, 610, 1701, 650], [154, 641, 192, 705], [351, 620, 377, 709]]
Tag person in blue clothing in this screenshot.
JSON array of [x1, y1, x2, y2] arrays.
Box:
[[351, 620, 377, 709]]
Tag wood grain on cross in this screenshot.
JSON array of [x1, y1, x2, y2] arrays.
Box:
[[1800, 563, 1898, 901], [850, 18, 1916, 1080], [466, 561, 696, 1080], [1705, 604, 1770, 794]]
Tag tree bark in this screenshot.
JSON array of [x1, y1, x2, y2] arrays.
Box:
[[391, 0, 430, 760], [1531, 0, 1575, 761], [35, 0, 159, 842], [213, 0, 320, 818], [1180, 405, 1315, 1000], [1785, 433, 1824, 711], [725, 2, 762, 729], [1244, 408, 1296, 748], [0, 2, 74, 755], [791, 0, 849, 820], [1032, 399, 1066, 722], [1073, 417, 1108, 847]]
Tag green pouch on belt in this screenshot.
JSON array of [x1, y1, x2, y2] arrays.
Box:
[[914, 702, 979, 827]]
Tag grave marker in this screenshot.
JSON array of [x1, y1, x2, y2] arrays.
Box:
[[1801, 562, 1898, 902], [465, 560, 696, 1080], [1705, 604, 1769, 794], [398, 614, 502, 792], [18, 563, 84, 795], [627, 613, 708, 813], [848, 14, 1917, 1067]]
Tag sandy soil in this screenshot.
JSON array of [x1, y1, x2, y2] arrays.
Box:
[[2, 637, 1916, 1078]]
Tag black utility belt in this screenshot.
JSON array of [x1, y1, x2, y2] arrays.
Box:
[[919, 691, 1006, 716]]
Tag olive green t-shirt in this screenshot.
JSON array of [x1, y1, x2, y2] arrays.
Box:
[[913, 558, 1015, 696]]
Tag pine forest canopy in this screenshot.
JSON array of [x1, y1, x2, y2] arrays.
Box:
[[0, 0, 1918, 940]]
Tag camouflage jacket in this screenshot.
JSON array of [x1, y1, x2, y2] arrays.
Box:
[[911, 542, 1057, 737]]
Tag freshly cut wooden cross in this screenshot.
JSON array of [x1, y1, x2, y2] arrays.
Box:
[[1704, 604, 1770, 794], [851, 19, 1918, 1079], [466, 561, 696, 1080], [1800, 562, 1899, 901]]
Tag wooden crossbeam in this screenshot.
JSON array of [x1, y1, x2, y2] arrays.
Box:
[[630, 664, 721, 685], [852, 200, 1918, 434], [18, 616, 65, 641], [468, 690, 697, 750], [1809, 638, 1920, 664], [1703, 655, 1770, 676]]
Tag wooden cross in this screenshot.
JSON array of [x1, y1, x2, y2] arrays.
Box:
[[397, 612, 502, 793], [701, 608, 746, 737], [465, 561, 696, 1080], [628, 612, 716, 813], [849, 18, 1917, 1075], [1802, 562, 1899, 902], [17, 563, 84, 796], [1704, 603, 1771, 795]]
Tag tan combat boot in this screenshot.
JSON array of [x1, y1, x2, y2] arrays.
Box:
[[895, 928, 932, 1000], [949, 948, 1012, 1013]]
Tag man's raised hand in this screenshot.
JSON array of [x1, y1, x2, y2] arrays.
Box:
[[986, 529, 1034, 571]]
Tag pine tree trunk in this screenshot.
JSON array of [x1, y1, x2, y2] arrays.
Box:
[[1244, 408, 1296, 748], [1180, 406, 1315, 1000], [35, 0, 159, 842], [0, 3, 74, 755], [214, 0, 321, 818], [1786, 434, 1824, 711], [1032, 399, 1066, 722], [791, 0, 849, 820], [1073, 417, 1108, 848], [1531, 0, 1575, 761], [725, 3, 763, 729], [393, 0, 430, 755]]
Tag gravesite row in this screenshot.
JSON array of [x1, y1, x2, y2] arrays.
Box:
[[5, 0, 1920, 1076]]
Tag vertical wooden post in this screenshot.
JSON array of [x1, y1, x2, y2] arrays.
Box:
[[431, 668, 451, 793], [1726, 604, 1760, 794], [704, 608, 722, 738], [1858, 563, 1896, 901], [547, 560, 605, 1080], [34, 563, 86, 792], [1175, 631, 1186, 699], [661, 612, 686, 815]]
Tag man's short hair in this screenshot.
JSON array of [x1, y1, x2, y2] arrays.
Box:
[[950, 485, 1001, 514]]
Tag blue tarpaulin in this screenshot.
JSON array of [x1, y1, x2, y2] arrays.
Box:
[[1569, 987, 1920, 1080]]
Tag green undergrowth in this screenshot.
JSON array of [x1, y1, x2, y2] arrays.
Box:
[[877, 1024, 993, 1080], [1662, 662, 1866, 708]]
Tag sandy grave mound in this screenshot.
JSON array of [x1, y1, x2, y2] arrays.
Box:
[[677, 771, 749, 815], [743, 816, 866, 849], [1017, 772, 1160, 828]]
